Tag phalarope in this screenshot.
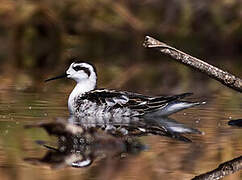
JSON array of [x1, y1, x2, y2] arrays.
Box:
[[45, 62, 205, 118]]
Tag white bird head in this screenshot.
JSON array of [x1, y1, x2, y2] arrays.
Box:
[[45, 61, 98, 114], [66, 62, 97, 83], [45, 61, 97, 85]]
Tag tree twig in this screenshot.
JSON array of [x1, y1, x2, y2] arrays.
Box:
[[143, 36, 242, 92], [192, 156, 242, 180]]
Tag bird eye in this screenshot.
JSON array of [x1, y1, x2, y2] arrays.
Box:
[[73, 65, 82, 71], [73, 65, 91, 77]]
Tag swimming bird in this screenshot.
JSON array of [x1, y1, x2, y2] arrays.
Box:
[[45, 62, 205, 118]]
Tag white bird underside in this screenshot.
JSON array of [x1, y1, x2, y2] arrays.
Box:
[[71, 89, 203, 118]]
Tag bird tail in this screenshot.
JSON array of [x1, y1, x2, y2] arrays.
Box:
[[145, 100, 206, 117]]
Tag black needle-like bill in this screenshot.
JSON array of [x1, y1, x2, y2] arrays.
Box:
[[45, 74, 67, 82]]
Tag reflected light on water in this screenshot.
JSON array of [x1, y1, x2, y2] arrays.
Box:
[[0, 85, 241, 180]]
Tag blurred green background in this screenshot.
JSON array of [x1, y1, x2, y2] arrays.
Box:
[[0, 0, 242, 93]]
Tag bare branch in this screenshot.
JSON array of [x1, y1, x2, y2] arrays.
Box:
[[143, 36, 242, 92], [192, 156, 242, 180]]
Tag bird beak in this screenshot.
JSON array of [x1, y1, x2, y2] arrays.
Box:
[[45, 73, 67, 82]]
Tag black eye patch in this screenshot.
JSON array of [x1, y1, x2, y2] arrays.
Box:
[[73, 66, 91, 77]]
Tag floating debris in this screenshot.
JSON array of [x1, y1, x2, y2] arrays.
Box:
[[228, 119, 242, 127]]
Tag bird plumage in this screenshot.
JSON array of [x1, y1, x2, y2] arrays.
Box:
[[45, 62, 205, 117], [74, 89, 197, 117]]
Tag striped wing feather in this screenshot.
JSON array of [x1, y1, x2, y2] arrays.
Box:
[[79, 89, 192, 115]]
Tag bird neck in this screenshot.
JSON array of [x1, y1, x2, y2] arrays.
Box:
[[68, 78, 96, 114]]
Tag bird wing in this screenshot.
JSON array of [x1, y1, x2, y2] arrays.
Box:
[[77, 89, 193, 116]]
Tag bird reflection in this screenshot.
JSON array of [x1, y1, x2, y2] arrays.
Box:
[[24, 115, 202, 169], [24, 120, 145, 169], [68, 115, 202, 142]]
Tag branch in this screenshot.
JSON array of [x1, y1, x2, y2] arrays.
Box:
[[192, 156, 242, 180], [143, 36, 242, 93]]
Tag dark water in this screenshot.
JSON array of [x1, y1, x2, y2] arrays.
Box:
[[0, 85, 241, 180]]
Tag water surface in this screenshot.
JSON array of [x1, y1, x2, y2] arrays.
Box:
[[0, 85, 241, 180]]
